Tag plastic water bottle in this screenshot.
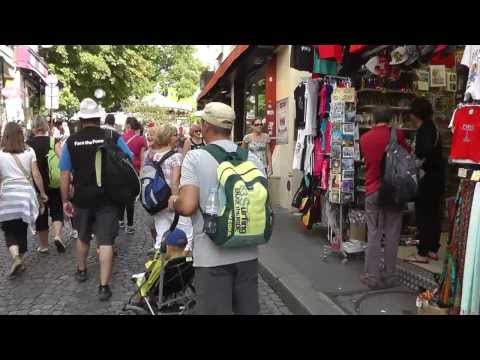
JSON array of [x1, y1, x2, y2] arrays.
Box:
[[204, 188, 219, 235]]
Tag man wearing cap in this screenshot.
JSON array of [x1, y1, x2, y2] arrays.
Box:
[[59, 98, 133, 301], [170, 102, 265, 315]]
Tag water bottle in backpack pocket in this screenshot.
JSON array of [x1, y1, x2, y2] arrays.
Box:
[[140, 151, 176, 215]]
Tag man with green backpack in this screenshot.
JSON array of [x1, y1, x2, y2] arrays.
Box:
[[171, 102, 273, 315]]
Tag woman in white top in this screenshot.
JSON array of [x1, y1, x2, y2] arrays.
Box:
[[0, 122, 48, 277], [242, 118, 272, 176], [144, 124, 193, 252]]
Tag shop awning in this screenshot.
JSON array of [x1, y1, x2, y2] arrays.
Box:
[[197, 45, 250, 102], [14, 46, 48, 84]]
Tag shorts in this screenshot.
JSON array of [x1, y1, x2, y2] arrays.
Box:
[[36, 189, 64, 232], [73, 205, 119, 246]]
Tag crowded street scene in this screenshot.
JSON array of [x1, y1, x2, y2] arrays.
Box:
[[0, 45, 479, 315]]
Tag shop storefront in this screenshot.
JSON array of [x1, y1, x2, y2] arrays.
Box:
[[0, 45, 17, 129]]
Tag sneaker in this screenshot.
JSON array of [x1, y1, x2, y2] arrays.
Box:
[[98, 285, 112, 301], [119, 221, 125, 228], [75, 269, 88, 283], [37, 246, 50, 255], [54, 238, 66, 253], [125, 226, 135, 234], [8, 256, 23, 278]]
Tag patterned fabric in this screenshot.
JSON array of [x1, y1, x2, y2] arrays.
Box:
[[439, 179, 476, 314], [243, 133, 270, 169], [147, 149, 183, 188]]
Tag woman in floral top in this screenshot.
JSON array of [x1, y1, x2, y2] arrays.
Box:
[[242, 118, 272, 176]]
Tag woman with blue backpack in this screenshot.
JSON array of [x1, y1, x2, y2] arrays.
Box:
[[141, 124, 193, 253]]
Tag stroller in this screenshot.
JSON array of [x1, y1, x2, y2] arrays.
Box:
[[123, 214, 195, 315]]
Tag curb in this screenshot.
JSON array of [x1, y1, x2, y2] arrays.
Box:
[[258, 247, 347, 315]]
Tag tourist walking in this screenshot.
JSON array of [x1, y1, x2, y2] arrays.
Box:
[[172, 102, 266, 314], [59, 98, 133, 301], [0, 122, 48, 277], [359, 106, 411, 290], [27, 117, 66, 254], [407, 97, 446, 264], [120, 117, 146, 234], [145, 124, 193, 252], [242, 118, 272, 176]]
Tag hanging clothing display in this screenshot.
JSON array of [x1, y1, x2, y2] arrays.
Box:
[[294, 82, 306, 128], [304, 79, 320, 136], [293, 129, 307, 170], [290, 45, 314, 72], [316, 45, 344, 64], [461, 45, 480, 101], [439, 179, 476, 314], [313, 49, 337, 76], [461, 182, 480, 315], [449, 105, 480, 163]]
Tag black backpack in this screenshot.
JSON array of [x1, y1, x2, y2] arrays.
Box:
[[378, 128, 418, 207], [95, 130, 140, 205]]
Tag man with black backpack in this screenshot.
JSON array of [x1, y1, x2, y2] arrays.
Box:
[[171, 102, 272, 315], [59, 98, 134, 301], [359, 106, 412, 290]]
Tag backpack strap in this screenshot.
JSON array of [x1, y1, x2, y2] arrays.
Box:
[[95, 149, 102, 187], [203, 143, 248, 164]]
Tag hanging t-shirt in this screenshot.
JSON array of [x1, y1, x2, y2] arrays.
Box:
[[349, 45, 368, 54], [304, 79, 319, 136], [461, 45, 480, 101], [293, 129, 307, 170], [294, 83, 306, 128], [304, 136, 315, 175], [290, 45, 314, 72], [450, 105, 480, 163], [313, 50, 337, 75], [317, 45, 344, 64]]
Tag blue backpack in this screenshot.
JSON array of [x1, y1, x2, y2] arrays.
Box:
[[140, 150, 176, 215]]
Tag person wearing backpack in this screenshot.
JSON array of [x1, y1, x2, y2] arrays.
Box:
[[119, 117, 147, 234], [59, 98, 134, 301], [170, 102, 272, 315], [141, 124, 193, 253], [359, 106, 412, 290], [27, 117, 66, 254], [406, 98, 446, 264]]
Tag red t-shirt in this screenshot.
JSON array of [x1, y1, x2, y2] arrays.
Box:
[[350, 45, 368, 54], [123, 129, 147, 173], [360, 125, 411, 195], [316, 45, 343, 64], [450, 106, 480, 163]]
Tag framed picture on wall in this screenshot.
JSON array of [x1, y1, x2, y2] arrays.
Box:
[[429, 65, 446, 87], [447, 71, 457, 92]]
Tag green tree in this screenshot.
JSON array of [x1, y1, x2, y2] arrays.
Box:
[[41, 45, 205, 113]]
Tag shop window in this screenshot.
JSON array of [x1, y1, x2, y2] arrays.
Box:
[[243, 75, 266, 136]]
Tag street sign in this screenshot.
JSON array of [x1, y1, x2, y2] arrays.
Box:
[[45, 85, 59, 98]]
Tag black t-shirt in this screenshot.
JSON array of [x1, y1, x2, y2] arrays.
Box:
[[27, 136, 59, 189], [294, 83, 306, 128], [67, 127, 120, 207], [290, 45, 314, 72]]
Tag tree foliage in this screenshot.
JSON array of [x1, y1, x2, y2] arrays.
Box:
[[41, 45, 204, 113]]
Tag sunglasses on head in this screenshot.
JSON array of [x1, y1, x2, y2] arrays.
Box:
[[194, 130, 202, 134]]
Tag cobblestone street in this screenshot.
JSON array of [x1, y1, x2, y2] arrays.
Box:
[[0, 206, 291, 315]]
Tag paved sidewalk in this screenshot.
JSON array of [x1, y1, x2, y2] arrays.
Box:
[[0, 206, 291, 315]]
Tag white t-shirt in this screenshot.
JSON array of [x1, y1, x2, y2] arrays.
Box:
[[304, 79, 319, 136], [0, 148, 37, 185], [293, 129, 307, 170], [462, 45, 480, 101]]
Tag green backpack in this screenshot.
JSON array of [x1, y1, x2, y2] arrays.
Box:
[[202, 144, 273, 248], [47, 137, 60, 189]]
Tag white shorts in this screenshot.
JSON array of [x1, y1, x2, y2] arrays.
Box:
[[153, 208, 193, 251]]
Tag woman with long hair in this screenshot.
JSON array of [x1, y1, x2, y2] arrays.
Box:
[[0, 122, 48, 277], [183, 123, 205, 157], [407, 97, 446, 264], [242, 118, 272, 176]]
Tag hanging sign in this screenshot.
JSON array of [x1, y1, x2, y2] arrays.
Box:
[[275, 97, 288, 144]]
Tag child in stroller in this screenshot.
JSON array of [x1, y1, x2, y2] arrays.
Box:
[[123, 214, 195, 315]]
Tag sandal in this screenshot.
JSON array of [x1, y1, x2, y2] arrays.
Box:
[[405, 255, 429, 264]]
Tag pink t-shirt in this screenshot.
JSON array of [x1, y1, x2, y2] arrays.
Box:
[[123, 129, 147, 173]]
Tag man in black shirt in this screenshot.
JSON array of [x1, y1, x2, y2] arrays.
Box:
[[27, 117, 66, 254], [59, 98, 133, 301]]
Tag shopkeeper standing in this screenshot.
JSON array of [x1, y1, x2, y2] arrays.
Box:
[[407, 97, 445, 264]]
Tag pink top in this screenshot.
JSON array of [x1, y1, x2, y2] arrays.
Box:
[[123, 129, 147, 173]]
